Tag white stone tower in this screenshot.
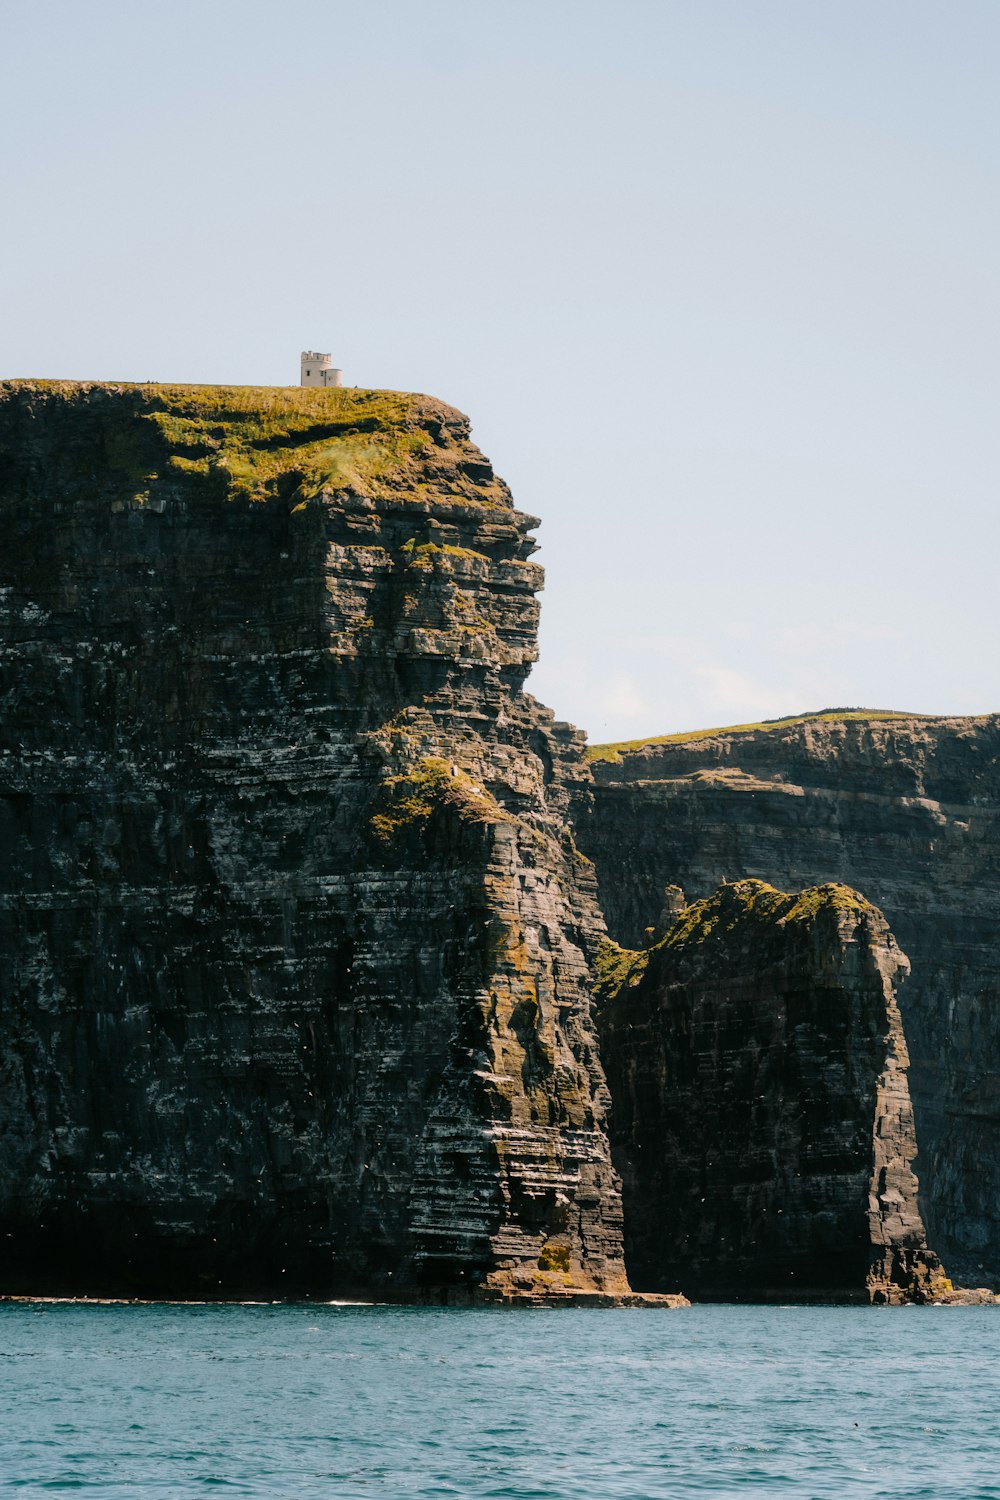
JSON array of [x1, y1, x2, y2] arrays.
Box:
[[300, 351, 343, 388]]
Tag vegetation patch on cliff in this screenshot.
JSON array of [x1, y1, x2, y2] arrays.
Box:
[[369, 755, 507, 846], [596, 882, 882, 1012], [146, 386, 490, 504], [658, 879, 879, 952], [398, 539, 489, 567], [593, 938, 650, 1010], [537, 1241, 572, 1273]]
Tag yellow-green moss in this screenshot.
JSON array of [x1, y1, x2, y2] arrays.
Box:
[[537, 1241, 572, 1273], [593, 938, 650, 1009], [369, 756, 506, 845], [595, 879, 880, 1010], [399, 540, 487, 559], [586, 709, 941, 764], [658, 879, 878, 953], [397, 540, 490, 572]]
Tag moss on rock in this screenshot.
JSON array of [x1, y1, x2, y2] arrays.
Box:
[[656, 878, 881, 953], [369, 756, 506, 846], [593, 939, 650, 1011]]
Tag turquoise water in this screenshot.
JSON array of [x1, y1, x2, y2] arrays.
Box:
[[1, 1303, 998, 1498]]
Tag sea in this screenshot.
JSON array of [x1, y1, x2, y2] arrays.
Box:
[[1, 1301, 998, 1498]]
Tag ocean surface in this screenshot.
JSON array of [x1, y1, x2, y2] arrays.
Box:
[[0, 1302, 998, 1498]]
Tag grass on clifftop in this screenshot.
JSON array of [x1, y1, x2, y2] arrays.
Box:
[[585, 708, 940, 763], [147, 386, 468, 503], [2, 381, 509, 509]]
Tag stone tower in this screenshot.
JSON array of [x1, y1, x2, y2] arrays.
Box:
[[300, 351, 343, 388]]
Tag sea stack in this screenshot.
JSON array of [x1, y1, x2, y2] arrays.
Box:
[[595, 879, 950, 1302]]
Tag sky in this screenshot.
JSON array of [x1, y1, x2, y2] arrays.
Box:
[[2, 0, 998, 743]]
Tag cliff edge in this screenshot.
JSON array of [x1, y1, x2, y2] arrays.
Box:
[[0, 381, 637, 1302]]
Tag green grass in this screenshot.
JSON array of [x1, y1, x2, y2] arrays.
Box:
[[145, 385, 441, 501], [0, 381, 510, 509], [585, 708, 946, 763]]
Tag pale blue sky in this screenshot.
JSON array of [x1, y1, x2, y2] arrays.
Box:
[[3, 1, 998, 741]]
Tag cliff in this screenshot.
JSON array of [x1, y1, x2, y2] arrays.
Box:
[[0, 380, 639, 1302], [595, 878, 948, 1302], [577, 711, 1000, 1285]]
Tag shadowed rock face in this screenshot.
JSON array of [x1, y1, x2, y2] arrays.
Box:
[[0, 389, 966, 1308], [595, 880, 948, 1302], [0, 381, 629, 1302], [576, 715, 1000, 1286]]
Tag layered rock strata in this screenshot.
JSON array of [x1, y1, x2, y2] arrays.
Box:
[[0, 380, 638, 1302], [576, 713, 1000, 1285], [596, 879, 949, 1302]]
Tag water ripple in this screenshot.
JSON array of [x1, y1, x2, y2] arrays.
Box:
[[0, 1303, 998, 1496]]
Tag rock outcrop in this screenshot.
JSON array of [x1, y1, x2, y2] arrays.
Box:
[[596, 879, 949, 1302], [0, 390, 966, 1308], [0, 380, 634, 1302], [576, 712, 1000, 1285]]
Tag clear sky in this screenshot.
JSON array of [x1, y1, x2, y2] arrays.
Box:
[[3, 1, 998, 742]]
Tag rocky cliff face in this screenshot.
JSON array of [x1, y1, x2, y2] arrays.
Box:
[[576, 713, 1000, 1285], [595, 879, 947, 1302], [0, 380, 632, 1301]]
